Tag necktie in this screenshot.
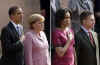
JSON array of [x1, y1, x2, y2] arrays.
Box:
[[88, 32, 94, 46], [16, 26, 21, 37]]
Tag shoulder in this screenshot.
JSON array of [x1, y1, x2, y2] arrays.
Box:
[[1, 23, 10, 33], [75, 29, 83, 39], [40, 31, 46, 36], [40, 31, 47, 39], [52, 29, 61, 35], [0, 24, 11, 39], [91, 30, 97, 36], [25, 31, 33, 37]]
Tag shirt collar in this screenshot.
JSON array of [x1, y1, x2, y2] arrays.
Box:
[[81, 26, 90, 36], [11, 21, 19, 28]]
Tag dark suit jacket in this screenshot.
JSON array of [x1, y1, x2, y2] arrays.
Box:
[[0, 22, 24, 65], [75, 28, 99, 65]]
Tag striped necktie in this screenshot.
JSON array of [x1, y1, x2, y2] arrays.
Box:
[[88, 32, 94, 46], [16, 26, 21, 37]]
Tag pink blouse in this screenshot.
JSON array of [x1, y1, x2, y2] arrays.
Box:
[[52, 28, 75, 65], [24, 30, 50, 65]]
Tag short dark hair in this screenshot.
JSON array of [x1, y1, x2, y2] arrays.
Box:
[[55, 8, 71, 28], [80, 11, 93, 24], [8, 6, 19, 17]]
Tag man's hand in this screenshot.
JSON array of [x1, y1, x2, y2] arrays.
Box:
[[20, 35, 25, 43]]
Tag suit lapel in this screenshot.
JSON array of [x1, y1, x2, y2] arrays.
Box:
[[81, 28, 97, 47], [91, 31, 98, 47], [8, 22, 20, 38], [80, 28, 96, 48], [91, 31, 99, 65], [80, 28, 90, 43]]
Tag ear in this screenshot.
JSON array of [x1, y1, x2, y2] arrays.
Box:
[[10, 14, 15, 19], [83, 19, 87, 25], [31, 23, 35, 29]]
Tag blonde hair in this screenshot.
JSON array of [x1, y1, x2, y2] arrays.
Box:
[[29, 13, 45, 24], [28, 13, 45, 29]]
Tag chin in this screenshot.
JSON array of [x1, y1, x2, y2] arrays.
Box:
[[66, 24, 70, 27], [40, 29, 43, 31], [41, 29, 44, 31]]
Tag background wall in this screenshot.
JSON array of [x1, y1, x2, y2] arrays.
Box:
[[0, 0, 40, 57]]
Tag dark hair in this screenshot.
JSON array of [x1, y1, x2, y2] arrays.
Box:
[[8, 6, 19, 17], [55, 8, 71, 28], [80, 11, 93, 24]]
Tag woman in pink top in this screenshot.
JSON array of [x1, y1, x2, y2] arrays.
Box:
[[23, 14, 50, 65], [52, 8, 76, 65]]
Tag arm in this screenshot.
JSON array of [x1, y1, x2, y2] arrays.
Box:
[[55, 39, 71, 57], [52, 31, 72, 57], [24, 33, 33, 65], [55, 32, 73, 57], [74, 33, 81, 65]]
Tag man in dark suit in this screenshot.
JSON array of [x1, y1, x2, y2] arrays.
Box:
[[75, 11, 99, 65], [0, 6, 25, 65]]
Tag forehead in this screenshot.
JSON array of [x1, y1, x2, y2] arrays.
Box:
[[87, 14, 94, 19], [90, 15, 94, 19], [65, 12, 70, 17]]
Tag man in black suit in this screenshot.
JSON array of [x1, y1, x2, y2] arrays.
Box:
[[0, 6, 25, 65], [75, 11, 99, 65]]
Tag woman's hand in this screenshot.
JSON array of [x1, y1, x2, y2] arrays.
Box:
[[56, 47, 65, 57], [67, 32, 73, 41], [55, 32, 74, 57]]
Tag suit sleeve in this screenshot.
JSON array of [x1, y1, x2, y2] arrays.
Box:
[[75, 33, 81, 63], [0, 27, 23, 52]]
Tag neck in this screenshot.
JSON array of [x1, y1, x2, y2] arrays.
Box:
[[14, 21, 19, 24], [33, 29, 40, 35], [11, 19, 19, 24], [57, 27, 67, 31], [82, 25, 90, 31]]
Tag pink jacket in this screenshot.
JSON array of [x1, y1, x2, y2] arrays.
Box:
[[23, 30, 50, 65]]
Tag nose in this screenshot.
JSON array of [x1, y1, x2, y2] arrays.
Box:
[[93, 20, 95, 24], [91, 21, 95, 26], [20, 13, 24, 18], [41, 22, 44, 26]]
